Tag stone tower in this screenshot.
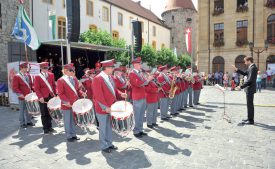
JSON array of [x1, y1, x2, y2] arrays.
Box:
[[162, 0, 197, 58]]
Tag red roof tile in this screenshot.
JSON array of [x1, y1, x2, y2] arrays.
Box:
[[164, 0, 196, 13]]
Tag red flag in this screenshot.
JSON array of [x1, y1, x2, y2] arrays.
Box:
[[19, 0, 24, 4], [185, 28, 192, 54]]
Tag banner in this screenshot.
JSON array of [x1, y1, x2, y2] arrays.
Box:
[[185, 28, 192, 54], [8, 61, 39, 104], [48, 10, 56, 40]]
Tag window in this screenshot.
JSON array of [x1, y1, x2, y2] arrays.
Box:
[[152, 41, 156, 49], [0, 3, 2, 31], [58, 17, 66, 39], [62, 0, 65, 8], [118, 12, 123, 26], [213, 0, 224, 16], [140, 21, 144, 33], [86, 0, 94, 16], [161, 43, 165, 48], [153, 26, 156, 36], [172, 15, 175, 23], [112, 31, 119, 39], [266, 0, 275, 8], [42, 0, 53, 4], [213, 23, 224, 47], [102, 6, 109, 22], [236, 20, 248, 46], [89, 24, 97, 32], [267, 14, 275, 44], [129, 17, 133, 29], [236, 0, 248, 12]]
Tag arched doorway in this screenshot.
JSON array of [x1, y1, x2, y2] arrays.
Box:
[[235, 55, 247, 70], [266, 55, 275, 69], [267, 14, 275, 42], [212, 56, 225, 73]]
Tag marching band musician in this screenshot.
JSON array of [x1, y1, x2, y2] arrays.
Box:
[[81, 69, 95, 100], [179, 69, 187, 111], [157, 65, 172, 121], [34, 62, 56, 134], [185, 66, 194, 107], [57, 63, 86, 142], [92, 59, 127, 153], [169, 66, 180, 116], [145, 70, 160, 128], [12, 62, 35, 128], [193, 70, 202, 106], [113, 67, 128, 100], [129, 57, 154, 138], [183, 72, 189, 108]]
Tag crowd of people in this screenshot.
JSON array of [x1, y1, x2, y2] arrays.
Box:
[[12, 57, 204, 153]]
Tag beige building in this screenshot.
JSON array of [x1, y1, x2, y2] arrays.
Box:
[[197, 0, 275, 74]]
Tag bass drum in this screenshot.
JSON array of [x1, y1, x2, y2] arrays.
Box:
[[110, 101, 135, 137], [72, 99, 95, 128]]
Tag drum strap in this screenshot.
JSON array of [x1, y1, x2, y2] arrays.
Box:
[[17, 73, 31, 90], [61, 76, 78, 96], [38, 73, 54, 95]]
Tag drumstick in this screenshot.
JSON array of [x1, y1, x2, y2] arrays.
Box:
[[124, 92, 127, 111]]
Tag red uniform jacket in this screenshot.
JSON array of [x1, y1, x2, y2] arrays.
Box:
[[113, 75, 127, 100], [129, 70, 147, 101], [92, 74, 121, 114], [34, 72, 56, 99], [81, 77, 93, 100], [193, 76, 202, 90], [180, 79, 186, 92], [12, 73, 33, 99], [157, 73, 171, 98], [57, 76, 84, 110], [145, 81, 159, 103], [175, 78, 181, 95]]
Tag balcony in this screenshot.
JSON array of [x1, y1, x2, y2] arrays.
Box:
[[236, 39, 249, 47], [213, 40, 225, 47], [212, 8, 224, 16], [266, 0, 275, 8], [236, 5, 248, 12]]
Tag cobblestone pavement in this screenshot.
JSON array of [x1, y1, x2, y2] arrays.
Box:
[[0, 86, 275, 169]]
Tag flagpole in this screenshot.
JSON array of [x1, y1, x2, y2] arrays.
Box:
[[24, 43, 28, 63]]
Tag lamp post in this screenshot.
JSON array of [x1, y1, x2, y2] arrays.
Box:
[[248, 40, 268, 70]]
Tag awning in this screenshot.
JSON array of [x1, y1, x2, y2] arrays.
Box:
[[41, 39, 129, 52]]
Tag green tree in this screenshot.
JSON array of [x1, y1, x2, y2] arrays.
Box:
[[178, 54, 191, 69], [135, 44, 157, 67], [79, 29, 129, 65], [156, 48, 178, 66]]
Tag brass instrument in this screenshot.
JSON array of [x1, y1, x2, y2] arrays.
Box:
[[169, 73, 178, 99]]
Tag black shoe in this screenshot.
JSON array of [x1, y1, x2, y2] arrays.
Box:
[[166, 116, 172, 119], [171, 114, 178, 116], [147, 124, 154, 129], [67, 138, 75, 142], [134, 133, 143, 138], [152, 123, 158, 127], [241, 121, 254, 125], [242, 119, 249, 122], [102, 148, 111, 153], [140, 132, 147, 136], [161, 118, 169, 121], [189, 105, 194, 108], [197, 103, 200, 105], [180, 108, 185, 111], [49, 128, 57, 133], [109, 145, 118, 150], [21, 124, 27, 128], [44, 130, 50, 134], [27, 122, 35, 126], [72, 136, 80, 140], [184, 106, 188, 108]]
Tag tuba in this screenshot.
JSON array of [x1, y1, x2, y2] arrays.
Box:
[[169, 74, 178, 99]]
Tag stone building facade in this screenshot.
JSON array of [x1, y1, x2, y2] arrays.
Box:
[[162, 0, 197, 59], [0, 0, 36, 83], [197, 0, 275, 74]]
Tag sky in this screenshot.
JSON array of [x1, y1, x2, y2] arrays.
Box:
[[132, 0, 198, 18]]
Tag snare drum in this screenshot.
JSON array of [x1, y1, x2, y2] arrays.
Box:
[[111, 101, 135, 137], [72, 99, 95, 128], [47, 97, 63, 127], [25, 93, 40, 115]]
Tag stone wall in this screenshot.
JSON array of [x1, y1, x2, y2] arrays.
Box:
[[0, 0, 30, 83], [162, 8, 197, 61]]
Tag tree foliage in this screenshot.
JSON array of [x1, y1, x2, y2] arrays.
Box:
[[177, 54, 192, 69], [79, 29, 129, 66], [156, 48, 178, 67], [135, 44, 157, 67]]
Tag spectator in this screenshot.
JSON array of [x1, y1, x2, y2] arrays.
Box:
[[266, 67, 273, 86], [214, 72, 219, 84], [256, 71, 262, 93], [231, 77, 236, 91], [219, 71, 224, 85], [223, 72, 229, 89], [261, 71, 267, 89]]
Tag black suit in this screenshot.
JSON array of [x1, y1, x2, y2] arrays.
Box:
[[237, 64, 258, 122]]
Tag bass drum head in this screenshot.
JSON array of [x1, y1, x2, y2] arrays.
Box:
[[72, 99, 93, 115], [25, 93, 38, 102], [111, 101, 133, 119], [47, 97, 61, 110]]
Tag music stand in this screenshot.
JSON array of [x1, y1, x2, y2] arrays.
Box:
[[214, 84, 231, 123]]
